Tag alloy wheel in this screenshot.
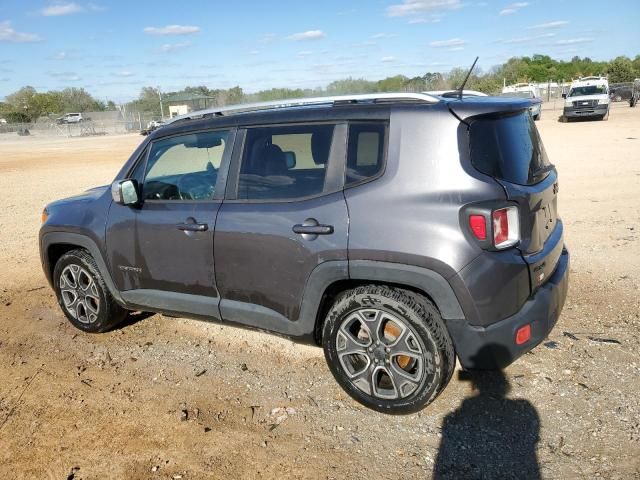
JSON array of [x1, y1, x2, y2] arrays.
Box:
[[59, 264, 101, 324], [335, 308, 433, 400]]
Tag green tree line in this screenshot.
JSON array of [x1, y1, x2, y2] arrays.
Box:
[[0, 86, 115, 122], [2, 53, 638, 121]]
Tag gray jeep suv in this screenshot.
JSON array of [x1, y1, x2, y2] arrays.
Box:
[[39, 93, 569, 414]]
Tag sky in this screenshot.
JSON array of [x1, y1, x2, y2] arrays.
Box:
[[0, 0, 638, 102]]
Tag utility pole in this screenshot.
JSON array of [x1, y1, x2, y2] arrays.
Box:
[[157, 87, 164, 120]]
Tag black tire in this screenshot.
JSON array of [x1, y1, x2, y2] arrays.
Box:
[[322, 285, 455, 414], [534, 111, 541, 121], [601, 110, 609, 121], [53, 249, 128, 333]]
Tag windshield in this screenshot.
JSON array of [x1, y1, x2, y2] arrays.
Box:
[[469, 111, 552, 185], [499, 91, 533, 98], [569, 85, 607, 97]]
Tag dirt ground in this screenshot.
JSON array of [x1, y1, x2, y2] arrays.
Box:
[[0, 103, 639, 479]]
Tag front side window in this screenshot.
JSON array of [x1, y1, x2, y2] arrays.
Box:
[[238, 124, 334, 200], [143, 130, 229, 201], [346, 123, 386, 186]]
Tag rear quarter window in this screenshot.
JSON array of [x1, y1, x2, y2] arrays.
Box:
[[345, 123, 387, 186], [469, 111, 551, 185]]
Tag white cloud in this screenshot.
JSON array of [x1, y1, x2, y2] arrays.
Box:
[[500, 32, 557, 44], [555, 38, 592, 45], [258, 33, 276, 44], [160, 41, 191, 53], [50, 71, 81, 81], [54, 51, 68, 59], [529, 20, 569, 29], [297, 50, 313, 57], [381, 56, 396, 62], [87, 3, 107, 12], [499, 2, 529, 15], [502, 36, 531, 44], [249, 49, 260, 55], [144, 25, 200, 36], [408, 15, 442, 24], [371, 33, 397, 39], [0, 21, 41, 42], [113, 71, 134, 77], [287, 30, 325, 41], [41, 2, 83, 16], [429, 38, 465, 47], [387, 0, 461, 16]]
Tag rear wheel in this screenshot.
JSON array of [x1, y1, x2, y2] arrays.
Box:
[[53, 249, 128, 333], [322, 285, 455, 414]]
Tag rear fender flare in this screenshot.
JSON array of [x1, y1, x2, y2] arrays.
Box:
[[348, 260, 465, 320]]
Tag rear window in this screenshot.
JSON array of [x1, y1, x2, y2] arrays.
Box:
[[469, 111, 552, 185]]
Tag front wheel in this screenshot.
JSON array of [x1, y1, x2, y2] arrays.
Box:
[[322, 285, 455, 414], [53, 249, 128, 333]]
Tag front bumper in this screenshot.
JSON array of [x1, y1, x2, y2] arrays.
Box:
[[447, 247, 569, 369], [563, 104, 608, 118]]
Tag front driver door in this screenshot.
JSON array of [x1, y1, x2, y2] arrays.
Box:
[[107, 129, 234, 319], [214, 123, 349, 334]]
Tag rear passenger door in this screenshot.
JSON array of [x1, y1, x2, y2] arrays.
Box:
[[214, 123, 349, 328]]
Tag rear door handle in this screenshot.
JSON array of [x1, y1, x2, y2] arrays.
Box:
[[292, 224, 334, 235], [176, 222, 208, 232]]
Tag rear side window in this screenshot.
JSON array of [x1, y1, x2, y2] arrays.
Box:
[[469, 111, 551, 185], [238, 124, 334, 200], [346, 123, 386, 186]]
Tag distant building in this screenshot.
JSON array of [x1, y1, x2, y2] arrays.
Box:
[[163, 92, 216, 118]]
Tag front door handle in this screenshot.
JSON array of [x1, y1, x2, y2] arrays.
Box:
[[292, 224, 334, 235], [177, 221, 208, 232]]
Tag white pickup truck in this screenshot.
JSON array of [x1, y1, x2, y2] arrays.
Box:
[[562, 76, 610, 121]]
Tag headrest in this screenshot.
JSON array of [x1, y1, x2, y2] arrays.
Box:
[[262, 144, 287, 175], [311, 129, 332, 165]]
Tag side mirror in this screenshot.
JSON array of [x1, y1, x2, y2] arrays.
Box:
[[111, 179, 139, 206], [283, 151, 297, 169], [561, 93, 567, 99]]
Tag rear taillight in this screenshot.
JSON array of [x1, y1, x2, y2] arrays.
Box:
[[466, 205, 520, 250], [469, 215, 487, 240], [492, 206, 520, 249]]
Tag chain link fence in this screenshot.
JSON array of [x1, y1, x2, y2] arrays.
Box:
[[0, 111, 161, 139]]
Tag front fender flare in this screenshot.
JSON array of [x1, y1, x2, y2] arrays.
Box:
[[40, 231, 123, 304]]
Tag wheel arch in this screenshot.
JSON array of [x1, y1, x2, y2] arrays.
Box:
[[304, 260, 466, 345], [41, 232, 124, 304]]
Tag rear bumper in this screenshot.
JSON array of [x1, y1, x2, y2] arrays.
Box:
[[447, 247, 569, 369], [563, 104, 607, 118]]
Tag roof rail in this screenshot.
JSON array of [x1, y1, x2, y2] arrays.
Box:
[[165, 92, 440, 125]]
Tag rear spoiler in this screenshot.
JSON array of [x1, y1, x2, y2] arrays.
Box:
[[445, 97, 535, 121]]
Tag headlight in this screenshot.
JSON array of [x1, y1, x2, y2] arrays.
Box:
[[564, 101, 573, 107], [598, 99, 609, 105], [41, 208, 49, 224]]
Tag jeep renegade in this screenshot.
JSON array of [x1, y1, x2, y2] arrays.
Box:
[[40, 93, 569, 414]]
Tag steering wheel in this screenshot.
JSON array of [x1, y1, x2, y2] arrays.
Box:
[[177, 173, 213, 200]]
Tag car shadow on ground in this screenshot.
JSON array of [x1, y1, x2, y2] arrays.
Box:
[[433, 345, 541, 480], [113, 310, 156, 330]]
